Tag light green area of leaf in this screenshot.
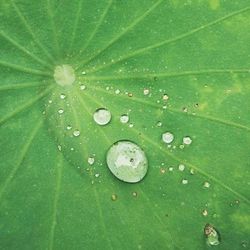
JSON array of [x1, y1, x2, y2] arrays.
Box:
[[0, 0, 250, 249]]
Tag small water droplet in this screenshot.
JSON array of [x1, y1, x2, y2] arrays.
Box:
[[58, 109, 64, 114], [204, 224, 221, 246], [202, 209, 208, 216], [57, 145, 62, 151], [132, 191, 138, 197], [182, 179, 188, 184], [162, 132, 174, 144], [81, 71, 86, 75], [106, 140, 148, 183], [156, 121, 162, 127], [183, 136, 192, 145], [73, 130, 80, 137], [48, 100, 52, 104], [162, 94, 169, 101], [80, 84, 86, 90], [95, 173, 100, 178], [60, 93, 66, 99], [129, 123, 134, 128], [54, 65, 75, 86], [93, 108, 111, 125], [111, 194, 117, 201], [203, 181, 210, 188], [120, 114, 129, 124], [143, 89, 150, 95], [66, 125, 72, 130], [88, 156, 95, 165], [115, 89, 120, 94], [178, 164, 185, 171]]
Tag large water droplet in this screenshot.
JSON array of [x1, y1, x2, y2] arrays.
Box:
[[73, 130, 80, 137], [204, 224, 221, 246], [106, 140, 148, 183], [54, 65, 75, 86], [93, 108, 111, 125]]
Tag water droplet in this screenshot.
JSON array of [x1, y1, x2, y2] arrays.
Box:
[[169, 167, 174, 171], [54, 65, 75, 86], [183, 136, 192, 145], [73, 130, 80, 137], [57, 145, 62, 151], [204, 224, 221, 246], [93, 108, 111, 125], [81, 71, 86, 75], [162, 94, 169, 101], [162, 132, 174, 144], [129, 123, 134, 128], [111, 194, 118, 201], [115, 89, 120, 94], [48, 100, 52, 104], [120, 114, 129, 124], [202, 209, 208, 216], [203, 181, 210, 188], [88, 156, 95, 165], [80, 84, 86, 90], [156, 121, 162, 127], [143, 89, 150, 95], [60, 93, 66, 99], [106, 140, 148, 183], [178, 164, 185, 171], [66, 125, 72, 130], [132, 191, 138, 197], [58, 109, 64, 114], [95, 173, 100, 178], [182, 179, 188, 184]]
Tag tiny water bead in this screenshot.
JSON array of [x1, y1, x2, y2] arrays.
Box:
[[54, 65, 75, 86], [162, 132, 174, 144], [58, 109, 64, 114], [88, 157, 95, 165], [73, 130, 80, 137], [204, 224, 221, 246], [178, 164, 185, 171], [60, 93, 66, 99], [93, 108, 112, 125], [183, 136, 192, 145], [120, 114, 129, 124], [106, 140, 148, 183], [80, 84, 86, 90]]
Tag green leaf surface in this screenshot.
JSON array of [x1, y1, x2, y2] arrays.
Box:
[[1, 0, 250, 249]]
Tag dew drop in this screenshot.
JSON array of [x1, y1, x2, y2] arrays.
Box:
[[115, 89, 120, 94], [111, 194, 118, 201], [120, 114, 129, 124], [66, 125, 72, 130], [156, 121, 162, 127], [58, 109, 64, 114], [178, 164, 185, 171], [162, 132, 174, 144], [202, 209, 208, 216], [182, 179, 188, 184], [183, 136, 192, 145], [93, 108, 111, 125], [204, 224, 221, 246], [162, 94, 169, 101], [203, 181, 210, 188], [143, 89, 150, 95], [73, 130, 80, 137], [80, 84, 86, 90], [88, 156, 95, 165], [60, 93, 66, 99], [106, 140, 148, 183], [54, 65, 75, 86]]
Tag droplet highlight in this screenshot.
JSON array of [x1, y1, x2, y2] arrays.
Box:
[[162, 132, 174, 144], [204, 224, 221, 246]]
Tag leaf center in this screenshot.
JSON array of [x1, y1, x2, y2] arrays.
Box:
[[54, 65, 76, 86]]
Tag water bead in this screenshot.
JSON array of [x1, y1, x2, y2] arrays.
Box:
[[106, 140, 148, 183]]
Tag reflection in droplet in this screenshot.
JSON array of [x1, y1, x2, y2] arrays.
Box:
[[73, 130, 80, 137], [203, 181, 210, 188], [204, 224, 221, 246], [106, 140, 148, 183], [120, 114, 129, 124], [182, 179, 188, 184], [93, 108, 111, 125], [143, 89, 150, 95], [162, 132, 174, 144], [66, 125, 72, 130]]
